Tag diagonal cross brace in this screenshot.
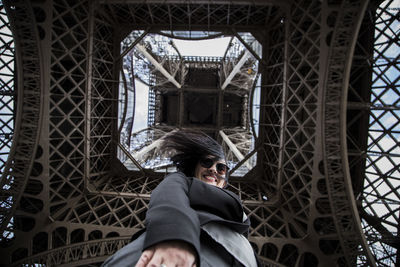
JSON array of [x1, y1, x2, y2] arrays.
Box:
[[219, 130, 253, 170], [221, 50, 251, 90], [136, 44, 181, 88]]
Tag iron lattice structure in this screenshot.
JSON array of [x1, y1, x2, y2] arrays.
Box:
[[0, 0, 399, 266]]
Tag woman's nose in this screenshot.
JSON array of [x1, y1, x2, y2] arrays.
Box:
[[208, 163, 218, 173]]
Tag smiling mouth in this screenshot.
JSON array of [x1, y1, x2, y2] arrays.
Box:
[[203, 175, 217, 183]]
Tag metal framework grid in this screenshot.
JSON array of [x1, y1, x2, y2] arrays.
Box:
[[0, 4, 14, 175], [0, 0, 398, 266]]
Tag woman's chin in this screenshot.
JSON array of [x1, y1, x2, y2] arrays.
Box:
[[201, 177, 217, 186]]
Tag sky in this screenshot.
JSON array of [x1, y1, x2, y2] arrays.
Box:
[[173, 37, 231, 57]]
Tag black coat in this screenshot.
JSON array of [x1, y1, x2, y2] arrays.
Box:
[[142, 172, 251, 263]]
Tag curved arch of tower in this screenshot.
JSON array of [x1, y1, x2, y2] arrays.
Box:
[[0, 0, 399, 266]]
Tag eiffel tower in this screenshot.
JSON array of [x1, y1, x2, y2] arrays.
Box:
[[0, 0, 399, 266]]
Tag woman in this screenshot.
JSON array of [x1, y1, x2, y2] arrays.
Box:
[[103, 130, 259, 267]]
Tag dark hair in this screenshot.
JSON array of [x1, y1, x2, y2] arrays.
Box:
[[160, 129, 226, 177]]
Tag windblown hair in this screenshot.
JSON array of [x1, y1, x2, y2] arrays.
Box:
[[160, 129, 225, 177]]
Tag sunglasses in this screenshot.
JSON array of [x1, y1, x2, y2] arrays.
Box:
[[199, 158, 229, 176]]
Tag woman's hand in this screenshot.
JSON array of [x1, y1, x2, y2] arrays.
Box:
[[135, 240, 197, 267]]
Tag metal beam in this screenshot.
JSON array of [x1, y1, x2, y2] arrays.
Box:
[[219, 130, 252, 170], [133, 139, 162, 160], [116, 29, 149, 63], [178, 88, 184, 127], [217, 88, 224, 130], [221, 50, 251, 90], [100, 0, 290, 6], [232, 30, 265, 65], [136, 44, 181, 88], [117, 142, 144, 173]]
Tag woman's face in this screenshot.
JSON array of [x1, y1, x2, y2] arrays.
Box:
[[194, 156, 228, 188]]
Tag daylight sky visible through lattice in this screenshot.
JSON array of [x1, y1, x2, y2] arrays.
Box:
[[363, 0, 399, 265]]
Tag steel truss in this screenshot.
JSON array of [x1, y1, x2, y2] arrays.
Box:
[[0, 3, 14, 175], [0, 0, 43, 246], [0, 0, 398, 266]]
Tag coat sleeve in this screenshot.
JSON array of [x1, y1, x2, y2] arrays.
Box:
[[143, 172, 201, 260]]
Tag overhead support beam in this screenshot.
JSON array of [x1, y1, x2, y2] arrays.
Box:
[[359, 208, 400, 250], [133, 139, 162, 160], [216, 88, 224, 130], [221, 50, 251, 90], [228, 147, 257, 176], [232, 30, 266, 66], [178, 89, 184, 127], [117, 142, 145, 173], [100, 0, 291, 6], [219, 130, 252, 170], [117, 29, 149, 62], [136, 44, 182, 88]]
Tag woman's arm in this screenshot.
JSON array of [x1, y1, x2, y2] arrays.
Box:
[[137, 172, 200, 266]]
